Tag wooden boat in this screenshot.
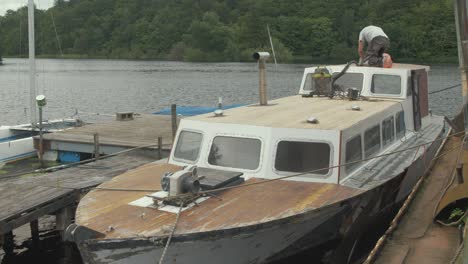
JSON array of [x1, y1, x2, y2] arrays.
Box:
[[70, 63, 446, 263]]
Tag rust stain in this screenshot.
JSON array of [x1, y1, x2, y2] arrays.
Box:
[[76, 163, 363, 240], [293, 184, 335, 212]]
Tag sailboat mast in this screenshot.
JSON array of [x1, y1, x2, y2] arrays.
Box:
[[28, 0, 37, 126]]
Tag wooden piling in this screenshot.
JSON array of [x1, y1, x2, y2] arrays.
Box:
[[454, 0, 468, 129], [171, 104, 177, 140], [30, 219, 39, 249], [3, 231, 14, 255], [158, 137, 163, 160], [93, 133, 100, 159], [56, 207, 74, 241]]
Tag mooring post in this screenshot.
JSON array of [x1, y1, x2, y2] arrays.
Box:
[[454, 0, 468, 130], [171, 104, 177, 140], [158, 136, 163, 160], [93, 133, 100, 160], [56, 207, 74, 241], [30, 219, 39, 249]]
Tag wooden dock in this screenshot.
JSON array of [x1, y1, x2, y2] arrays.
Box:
[[367, 135, 465, 264], [34, 114, 176, 158], [0, 151, 164, 254]]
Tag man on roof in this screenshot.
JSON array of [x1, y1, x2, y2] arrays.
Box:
[[358, 25, 390, 67]]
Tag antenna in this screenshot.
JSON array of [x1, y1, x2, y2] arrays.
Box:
[[267, 25, 277, 69]]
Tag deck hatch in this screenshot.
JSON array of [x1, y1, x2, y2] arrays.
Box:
[[197, 167, 244, 190]]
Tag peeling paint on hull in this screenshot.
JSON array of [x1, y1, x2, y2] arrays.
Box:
[[78, 205, 344, 264]]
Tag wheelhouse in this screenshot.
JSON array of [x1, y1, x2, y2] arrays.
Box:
[[169, 64, 430, 184]]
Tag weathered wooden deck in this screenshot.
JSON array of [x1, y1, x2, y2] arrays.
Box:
[[0, 152, 159, 245], [35, 114, 176, 155]]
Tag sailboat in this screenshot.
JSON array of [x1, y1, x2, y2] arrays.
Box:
[[0, 0, 79, 164], [68, 54, 447, 263]]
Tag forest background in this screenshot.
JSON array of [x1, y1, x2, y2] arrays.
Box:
[[0, 0, 458, 63]]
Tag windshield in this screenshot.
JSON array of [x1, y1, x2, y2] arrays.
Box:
[[332, 72, 364, 92], [174, 131, 203, 162], [208, 136, 261, 170]]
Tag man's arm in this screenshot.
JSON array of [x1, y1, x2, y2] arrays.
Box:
[[358, 40, 364, 58]]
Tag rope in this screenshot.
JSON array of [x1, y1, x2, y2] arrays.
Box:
[[429, 84, 461, 95], [432, 134, 467, 219], [158, 202, 184, 264], [449, 240, 464, 264], [95, 187, 161, 192], [363, 129, 461, 264]]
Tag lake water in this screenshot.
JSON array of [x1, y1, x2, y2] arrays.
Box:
[[0, 59, 463, 263], [0, 59, 462, 126]]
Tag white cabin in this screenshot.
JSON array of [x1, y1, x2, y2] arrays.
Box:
[[168, 64, 431, 185]]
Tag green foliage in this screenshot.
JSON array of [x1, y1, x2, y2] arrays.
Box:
[[449, 208, 466, 222], [0, 0, 458, 63]]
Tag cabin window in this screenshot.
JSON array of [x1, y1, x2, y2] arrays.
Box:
[[275, 141, 331, 175], [382, 117, 395, 147], [345, 135, 362, 173], [174, 131, 203, 162], [303, 73, 316, 92], [208, 136, 261, 170], [371, 74, 401, 95], [364, 125, 381, 157], [396, 111, 406, 138], [332, 73, 364, 92]]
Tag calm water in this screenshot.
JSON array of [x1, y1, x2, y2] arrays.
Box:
[[0, 59, 462, 263], [0, 58, 462, 126]]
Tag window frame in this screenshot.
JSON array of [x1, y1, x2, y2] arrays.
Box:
[[345, 135, 363, 174], [396, 111, 406, 139], [207, 134, 263, 172], [272, 138, 334, 178], [173, 129, 204, 164], [370, 74, 403, 96], [381, 116, 395, 148], [364, 124, 382, 158]]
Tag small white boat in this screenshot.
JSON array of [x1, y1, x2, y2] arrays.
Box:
[[0, 119, 79, 163], [0, 0, 80, 164], [69, 62, 446, 264]]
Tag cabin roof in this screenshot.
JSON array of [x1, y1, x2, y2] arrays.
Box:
[[188, 95, 399, 130]]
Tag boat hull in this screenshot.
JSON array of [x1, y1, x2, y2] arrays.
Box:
[[78, 122, 445, 264], [79, 202, 347, 264]]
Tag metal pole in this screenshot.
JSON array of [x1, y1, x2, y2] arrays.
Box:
[[259, 60, 267, 105], [38, 106, 44, 167], [28, 0, 37, 126]]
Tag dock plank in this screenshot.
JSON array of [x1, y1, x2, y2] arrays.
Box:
[[0, 153, 157, 235], [374, 136, 461, 264], [40, 114, 176, 148]]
